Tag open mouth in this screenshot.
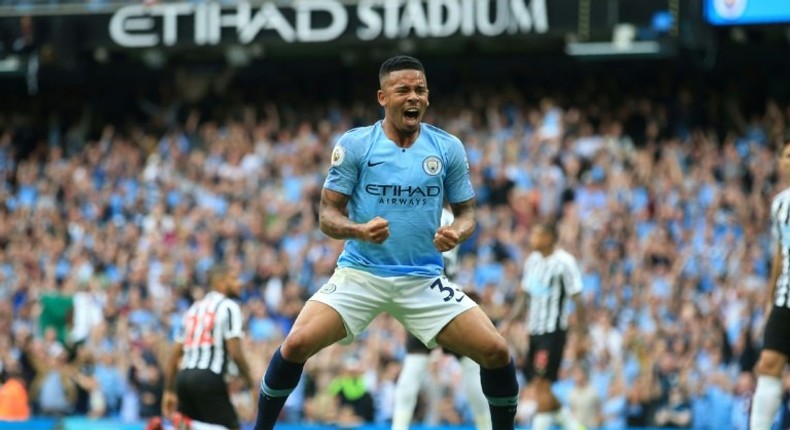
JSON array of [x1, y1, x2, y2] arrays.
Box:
[[404, 108, 420, 120]]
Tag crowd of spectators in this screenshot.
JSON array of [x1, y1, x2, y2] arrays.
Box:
[[1, 73, 790, 429]]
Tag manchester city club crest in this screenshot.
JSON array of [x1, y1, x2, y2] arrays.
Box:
[[320, 283, 337, 294], [422, 156, 443, 176]]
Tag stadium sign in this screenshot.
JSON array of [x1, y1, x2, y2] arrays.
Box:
[[109, 0, 549, 48]]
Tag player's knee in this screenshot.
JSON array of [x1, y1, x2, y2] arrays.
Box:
[[756, 351, 786, 376], [476, 336, 511, 368], [281, 329, 319, 362]]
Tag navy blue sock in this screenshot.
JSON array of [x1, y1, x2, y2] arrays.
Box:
[[253, 347, 305, 430], [480, 359, 519, 430]]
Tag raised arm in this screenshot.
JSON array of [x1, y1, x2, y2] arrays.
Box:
[[319, 188, 389, 243], [319, 188, 359, 240], [434, 198, 476, 252], [449, 198, 477, 243]]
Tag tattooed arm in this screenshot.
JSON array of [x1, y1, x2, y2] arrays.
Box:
[[434, 198, 477, 252], [449, 198, 476, 243], [320, 188, 389, 243]]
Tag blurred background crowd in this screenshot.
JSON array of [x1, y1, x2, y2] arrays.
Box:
[[2, 0, 790, 428], [1, 59, 790, 429]]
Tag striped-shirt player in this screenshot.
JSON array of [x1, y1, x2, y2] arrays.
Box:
[[163, 265, 253, 430], [770, 188, 790, 308], [503, 222, 586, 384], [521, 248, 583, 336], [179, 290, 244, 374], [750, 141, 790, 430], [501, 222, 588, 430], [519, 245, 582, 383]]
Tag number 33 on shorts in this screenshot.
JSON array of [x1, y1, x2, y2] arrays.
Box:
[[430, 278, 466, 303]]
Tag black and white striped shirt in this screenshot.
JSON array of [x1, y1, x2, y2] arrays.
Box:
[[521, 249, 583, 335], [771, 188, 790, 308], [176, 291, 244, 375]]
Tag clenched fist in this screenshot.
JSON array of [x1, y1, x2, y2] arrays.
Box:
[[434, 225, 460, 252], [359, 216, 390, 244]]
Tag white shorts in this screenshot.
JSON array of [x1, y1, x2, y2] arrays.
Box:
[[309, 267, 477, 348]]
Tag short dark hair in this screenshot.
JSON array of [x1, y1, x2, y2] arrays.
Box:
[[207, 264, 232, 289], [379, 55, 425, 82], [534, 221, 558, 243]]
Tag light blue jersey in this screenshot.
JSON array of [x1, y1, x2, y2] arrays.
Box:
[[324, 121, 475, 277]]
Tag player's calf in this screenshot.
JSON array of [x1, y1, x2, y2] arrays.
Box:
[[459, 356, 492, 430], [254, 347, 305, 430], [750, 372, 783, 430], [479, 358, 519, 430], [392, 353, 431, 430], [750, 350, 788, 430]]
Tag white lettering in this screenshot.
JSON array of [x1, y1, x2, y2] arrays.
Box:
[[107, 0, 550, 48], [110, 5, 158, 48], [400, 0, 429, 38], [220, 1, 250, 30], [194, 3, 209, 45], [296, 0, 348, 42], [240, 3, 295, 43], [428, 0, 461, 38], [356, 0, 383, 41], [460, 0, 475, 36], [475, 0, 508, 37], [206, 2, 220, 45], [221, 1, 252, 43], [383, 0, 401, 39], [508, 0, 549, 34], [159, 3, 192, 46]]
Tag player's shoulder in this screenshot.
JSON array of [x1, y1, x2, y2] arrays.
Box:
[[214, 297, 241, 319], [772, 187, 790, 207], [332, 124, 379, 165], [337, 124, 376, 145], [524, 251, 542, 263], [220, 296, 241, 310], [185, 295, 206, 314], [553, 249, 579, 266], [422, 123, 463, 147]]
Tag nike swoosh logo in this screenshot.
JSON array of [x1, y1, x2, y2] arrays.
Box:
[[367, 160, 385, 167]]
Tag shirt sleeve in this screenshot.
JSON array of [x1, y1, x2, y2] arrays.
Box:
[[772, 199, 781, 246], [562, 254, 584, 296], [444, 137, 475, 204], [221, 300, 244, 340], [323, 132, 360, 196], [520, 256, 532, 293]]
